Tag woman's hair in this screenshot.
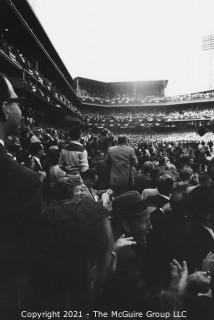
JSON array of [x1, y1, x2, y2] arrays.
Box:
[[53, 174, 83, 201]]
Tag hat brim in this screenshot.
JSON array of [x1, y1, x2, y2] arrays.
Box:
[[127, 203, 157, 217], [113, 200, 157, 219], [135, 205, 157, 216]]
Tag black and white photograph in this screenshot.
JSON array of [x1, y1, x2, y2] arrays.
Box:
[[1, 0, 214, 319]]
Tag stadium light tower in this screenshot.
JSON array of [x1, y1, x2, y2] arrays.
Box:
[[202, 34, 214, 90]]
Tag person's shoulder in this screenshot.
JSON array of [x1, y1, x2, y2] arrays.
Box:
[[1, 155, 40, 186], [126, 145, 135, 153], [108, 146, 117, 152], [136, 173, 149, 180], [117, 246, 136, 263], [142, 188, 158, 198], [17, 160, 40, 181], [126, 145, 134, 150], [66, 142, 84, 152]]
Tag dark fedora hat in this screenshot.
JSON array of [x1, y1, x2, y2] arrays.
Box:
[[112, 191, 156, 219]]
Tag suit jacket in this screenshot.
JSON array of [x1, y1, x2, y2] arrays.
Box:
[[176, 222, 214, 272], [147, 193, 169, 209], [146, 193, 169, 231], [101, 239, 147, 310], [0, 144, 43, 265], [105, 145, 138, 187], [0, 144, 43, 314], [143, 193, 170, 289]]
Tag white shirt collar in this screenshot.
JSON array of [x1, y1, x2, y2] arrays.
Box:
[[33, 155, 40, 162], [203, 226, 214, 239], [158, 193, 170, 200], [33, 156, 42, 167], [70, 140, 82, 146]]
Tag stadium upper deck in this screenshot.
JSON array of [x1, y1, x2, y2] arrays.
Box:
[[75, 76, 214, 110], [0, 0, 83, 128], [2, 0, 214, 133], [75, 77, 168, 106]]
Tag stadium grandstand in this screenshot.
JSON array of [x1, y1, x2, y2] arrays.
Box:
[[1, 0, 214, 135], [0, 0, 84, 129], [73, 76, 214, 134], [75, 77, 168, 105]]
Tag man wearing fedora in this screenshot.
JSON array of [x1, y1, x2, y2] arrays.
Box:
[[101, 190, 156, 309]]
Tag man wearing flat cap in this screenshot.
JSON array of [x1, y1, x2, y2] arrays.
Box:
[[101, 191, 156, 309]]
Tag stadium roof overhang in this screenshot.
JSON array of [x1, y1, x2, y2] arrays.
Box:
[[75, 77, 168, 89], [0, 0, 82, 107]]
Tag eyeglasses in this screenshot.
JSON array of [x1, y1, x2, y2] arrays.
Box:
[[6, 97, 25, 104], [5, 97, 26, 108]]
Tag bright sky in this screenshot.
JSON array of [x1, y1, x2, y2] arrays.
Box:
[[28, 0, 214, 96]]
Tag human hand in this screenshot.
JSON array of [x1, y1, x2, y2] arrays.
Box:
[[38, 170, 47, 182], [169, 259, 189, 296], [102, 191, 113, 211], [114, 234, 136, 253], [187, 271, 211, 294], [105, 189, 114, 196], [202, 252, 214, 276]]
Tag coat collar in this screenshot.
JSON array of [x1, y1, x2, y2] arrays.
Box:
[[0, 139, 4, 147]]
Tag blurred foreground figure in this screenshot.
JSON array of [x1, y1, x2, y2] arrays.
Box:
[[177, 185, 214, 273], [102, 191, 155, 309], [0, 73, 42, 318], [28, 199, 116, 311]]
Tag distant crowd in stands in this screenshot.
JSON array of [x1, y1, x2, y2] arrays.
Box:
[[0, 35, 83, 119], [77, 84, 214, 105], [78, 87, 214, 105], [78, 90, 165, 105], [3, 72, 214, 319], [84, 106, 214, 129]]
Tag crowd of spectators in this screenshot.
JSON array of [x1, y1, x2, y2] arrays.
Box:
[[84, 107, 214, 129], [2, 72, 214, 319], [78, 88, 214, 105], [0, 36, 83, 118], [78, 90, 166, 105]]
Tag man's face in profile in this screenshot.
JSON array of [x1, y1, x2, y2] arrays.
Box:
[[4, 78, 22, 133], [128, 209, 153, 245]]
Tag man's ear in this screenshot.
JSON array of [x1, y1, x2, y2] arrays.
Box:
[[1, 101, 9, 121]]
